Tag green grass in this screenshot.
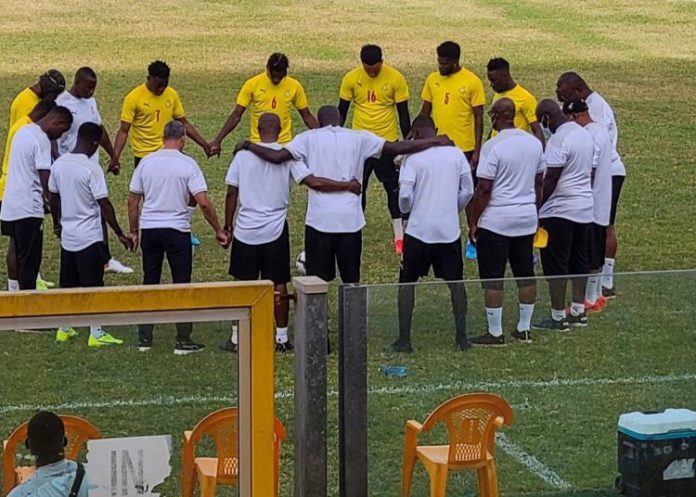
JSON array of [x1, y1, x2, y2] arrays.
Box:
[[1, 1, 696, 496]]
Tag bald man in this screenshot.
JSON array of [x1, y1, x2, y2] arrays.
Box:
[[469, 99, 545, 345]]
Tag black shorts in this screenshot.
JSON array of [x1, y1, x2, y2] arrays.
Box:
[[229, 222, 291, 284], [305, 225, 362, 283], [476, 228, 535, 289], [399, 234, 463, 283], [610, 175, 625, 225], [586, 223, 607, 271], [540, 217, 590, 276], [1, 217, 43, 290], [364, 155, 398, 185], [60, 242, 109, 288]]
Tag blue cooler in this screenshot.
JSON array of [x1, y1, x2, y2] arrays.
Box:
[[617, 409, 696, 497]]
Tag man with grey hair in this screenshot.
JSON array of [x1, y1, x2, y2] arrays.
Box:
[[128, 120, 230, 355]]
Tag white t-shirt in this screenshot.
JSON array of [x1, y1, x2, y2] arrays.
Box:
[[285, 126, 385, 233], [0, 124, 52, 221], [584, 121, 613, 226], [477, 128, 545, 237], [225, 143, 311, 245], [539, 121, 595, 223], [129, 149, 207, 232], [56, 92, 103, 163], [48, 152, 108, 251], [399, 146, 473, 244], [586, 91, 625, 177]]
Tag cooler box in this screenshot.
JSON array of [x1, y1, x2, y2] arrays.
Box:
[[617, 409, 696, 497]]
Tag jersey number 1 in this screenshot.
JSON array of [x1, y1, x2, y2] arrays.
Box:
[[155, 110, 161, 122]]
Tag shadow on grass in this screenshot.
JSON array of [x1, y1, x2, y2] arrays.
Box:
[[521, 489, 620, 497]]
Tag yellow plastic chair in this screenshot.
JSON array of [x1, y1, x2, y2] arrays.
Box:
[[2, 415, 102, 495], [402, 393, 514, 497], [182, 407, 286, 497]]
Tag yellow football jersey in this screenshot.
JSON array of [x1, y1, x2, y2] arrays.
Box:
[[421, 69, 486, 152], [120, 84, 185, 158], [236, 72, 309, 144], [0, 115, 33, 199], [492, 84, 538, 136], [339, 64, 409, 141], [9, 88, 40, 128]]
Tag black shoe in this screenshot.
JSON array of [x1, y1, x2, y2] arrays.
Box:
[[174, 340, 206, 355], [567, 312, 588, 327], [602, 286, 616, 300], [389, 338, 413, 353], [470, 333, 506, 347], [275, 341, 294, 353], [456, 337, 472, 351], [219, 340, 237, 353], [511, 329, 532, 343], [533, 317, 570, 332]]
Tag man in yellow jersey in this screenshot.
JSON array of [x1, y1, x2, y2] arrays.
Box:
[[0, 99, 55, 292], [420, 41, 485, 168], [487, 57, 544, 145], [209, 53, 318, 153], [112, 60, 211, 169], [8, 70, 65, 128], [338, 44, 411, 254]]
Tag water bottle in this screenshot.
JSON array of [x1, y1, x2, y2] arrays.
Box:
[[465, 241, 477, 260], [381, 366, 408, 377]]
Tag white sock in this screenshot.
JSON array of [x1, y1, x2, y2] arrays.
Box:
[[518, 303, 534, 332], [7, 279, 19, 292], [275, 327, 288, 344], [596, 276, 603, 299], [392, 218, 404, 241], [570, 302, 585, 317], [58, 326, 71, 332], [602, 258, 615, 289], [90, 326, 103, 338], [551, 309, 566, 321], [485, 307, 503, 337], [585, 276, 599, 305], [36, 273, 42, 282], [231, 323, 238, 345]]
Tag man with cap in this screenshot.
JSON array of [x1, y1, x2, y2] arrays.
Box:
[[9, 70, 66, 128], [8, 411, 88, 497]]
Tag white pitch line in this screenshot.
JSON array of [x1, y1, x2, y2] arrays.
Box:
[[496, 432, 573, 490]]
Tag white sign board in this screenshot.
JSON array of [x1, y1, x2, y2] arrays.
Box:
[[86, 435, 172, 497]]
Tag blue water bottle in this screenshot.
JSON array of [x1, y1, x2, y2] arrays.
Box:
[[381, 366, 408, 377]]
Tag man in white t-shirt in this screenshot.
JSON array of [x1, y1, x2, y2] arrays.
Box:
[[468, 98, 545, 346], [556, 72, 625, 298], [533, 99, 595, 331], [128, 121, 229, 355], [563, 99, 613, 313], [0, 106, 72, 290], [49, 123, 134, 347], [222, 113, 361, 352], [236, 105, 453, 284], [57, 67, 133, 275], [390, 115, 474, 353]]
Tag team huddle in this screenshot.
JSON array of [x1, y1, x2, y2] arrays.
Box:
[[0, 40, 625, 354]]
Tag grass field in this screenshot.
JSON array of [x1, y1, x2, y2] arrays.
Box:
[[1, 0, 696, 496]]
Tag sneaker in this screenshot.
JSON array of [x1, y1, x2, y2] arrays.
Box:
[[138, 340, 152, 352], [456, 337, 472, 351], [275, 341, 294, 353], [602, 286, 616, 300], [533, 317, 570, 332], [567, 312, 588, 327], [394, 239, 403, 256], [174, 340, 205, 355], [55, 328, 78, 342], [88, 332, 124, 347], [104, 258, 134, 274], [585, 296, 607, 314], [511, 329, 532, 343], [190, 234, 201, 247], [36, 279, 50, 291], [389, 338, 413, 353], [470, 333, 506, 347], [219, 340, 238, 353]]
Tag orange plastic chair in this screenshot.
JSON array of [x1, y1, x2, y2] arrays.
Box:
[[402, 393, 514, 497], [2, 415, 102, 495], [181, 407, 286, 497]]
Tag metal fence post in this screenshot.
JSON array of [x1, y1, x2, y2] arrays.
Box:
[[293, 276, 329, 497], [338, 283, 368, 497]]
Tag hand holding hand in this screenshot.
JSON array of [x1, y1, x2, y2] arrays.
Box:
[[107, 158, 121, 175], [129, 231, 140, 252], [216, 229, 231, 249]]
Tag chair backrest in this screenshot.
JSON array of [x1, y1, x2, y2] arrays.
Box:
[[2, 415, 102, 495], [421, 393, 513, 466], [187, 407, 286, 486]]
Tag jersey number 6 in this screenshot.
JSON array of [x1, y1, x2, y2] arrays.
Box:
[[271, 97, 277, 109]]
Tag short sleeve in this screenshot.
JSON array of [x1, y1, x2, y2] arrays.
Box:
[[339, 73, 353, 101], [290, 160, 311, 184], [394, 72, 410, 103], [225, 155, 241, 187], [92, 100, 103, 126], [359, 131, 385, 161], [235, 78, 255, 108], [293, 82, 309, 110], [89, 168, 109, 200], [171, 91, 185, 119], [476, 144, 498, 180], [48, 169, 58, 194], [187, 163, 207, 195], [591, 136, 602, 169], [120, 91, 137, 124], [129, 165, 144, 194], [459, 157, 475, 195], [544, 137, 567, 168], [399, 156, 417, 185], [536, 150, 546, 174], [421, 75, 433, 103], [523, 93, 538, 124], [468, 75, 486, 108], [35, 136, 52, 171], [285, 133, 309, 162]]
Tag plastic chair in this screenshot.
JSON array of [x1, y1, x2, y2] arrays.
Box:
[[3, 415, 102, 495], [402, 393, 514, 497], [182, 407, 286, 497]]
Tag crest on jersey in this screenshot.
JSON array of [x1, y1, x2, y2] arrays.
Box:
[[382, 84, 388, 91], [459, 87, 465, 93], [166, 101, 171, 107], [285, 90, 291, 98]]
